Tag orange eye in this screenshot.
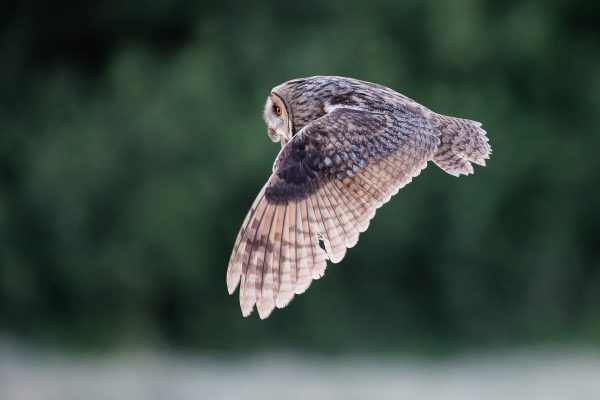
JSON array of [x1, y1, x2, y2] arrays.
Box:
[[275, 106, 283, 116]]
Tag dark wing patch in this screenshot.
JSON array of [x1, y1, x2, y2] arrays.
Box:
[[227, 107, 439, 318]]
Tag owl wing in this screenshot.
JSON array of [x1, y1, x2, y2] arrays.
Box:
[[227, 107, 440, 318]]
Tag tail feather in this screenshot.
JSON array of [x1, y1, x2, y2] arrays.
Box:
[[432, 114, 492, 176]]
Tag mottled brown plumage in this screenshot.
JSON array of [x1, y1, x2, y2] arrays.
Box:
[[227, 76, 492, 319]]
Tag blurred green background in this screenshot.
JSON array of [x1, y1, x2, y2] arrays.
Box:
[[1, 0, 599, 354]]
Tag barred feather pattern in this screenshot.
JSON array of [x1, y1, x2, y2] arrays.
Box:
[[432, 114, 492, 176], [227, 107, 440, 318], [227, 76, 491, 319]]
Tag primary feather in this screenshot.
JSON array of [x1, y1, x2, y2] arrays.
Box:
[[227, 76, 491, 319]]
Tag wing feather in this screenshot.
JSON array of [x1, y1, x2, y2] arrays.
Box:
[[288, 202, 298, 291], [227, 184, 268, 294], [307, 193, 331, 259], [352, 168, 387, 205], [239, 197, 269, 316], [228, 107, 440, 317], [306, 194, 329, 279], [294, 201, 311, 294], [269, 206, 284, 301], [256, 205, 280, 318], [334, 178, 373, 232], [321, 182, 359, 248], [304, 196, 328, 279], [275, 203, 294, 308], [314, 189, 347, 263], [329, 179, 368, 237]]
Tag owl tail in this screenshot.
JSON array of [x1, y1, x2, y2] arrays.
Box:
[[432, 113, 492, 176]]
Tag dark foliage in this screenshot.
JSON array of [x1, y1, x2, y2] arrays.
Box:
[[1, 0, 599, 352]]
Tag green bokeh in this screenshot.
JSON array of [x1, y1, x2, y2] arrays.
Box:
[[1, 0, 599, 352]]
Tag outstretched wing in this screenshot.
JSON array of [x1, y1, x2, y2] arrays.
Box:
[[227, 107, 439, 318]]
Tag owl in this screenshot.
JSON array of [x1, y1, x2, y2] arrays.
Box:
[[227, 76, 491, 319]]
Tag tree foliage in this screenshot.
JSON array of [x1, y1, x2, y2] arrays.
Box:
[[1, 0, 599, 351]]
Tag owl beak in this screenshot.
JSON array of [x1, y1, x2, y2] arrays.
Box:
[[267, 128, 280, 143]]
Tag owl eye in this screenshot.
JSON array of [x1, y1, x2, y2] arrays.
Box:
[[274, 106, 283, 116]]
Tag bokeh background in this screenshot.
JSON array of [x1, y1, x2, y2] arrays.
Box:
[[1, 0, 600, 398]]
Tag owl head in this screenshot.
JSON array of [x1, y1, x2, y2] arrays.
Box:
[[264, 77, 343, 146], [263, 93, 292, 145]]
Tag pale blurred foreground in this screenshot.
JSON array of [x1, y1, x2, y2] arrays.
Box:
[[2, 344, 600, 400]]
